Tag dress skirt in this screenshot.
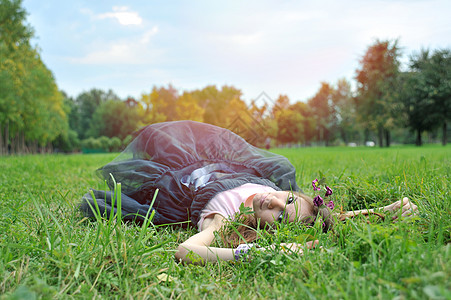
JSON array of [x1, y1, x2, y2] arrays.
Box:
[[81, 120, 301, 227]]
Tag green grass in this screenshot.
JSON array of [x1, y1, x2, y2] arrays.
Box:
[[0, 145, 450, 299]]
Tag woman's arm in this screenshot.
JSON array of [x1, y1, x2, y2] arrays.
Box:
[[175, 214, 318, 264], [175, 214, 235, 264], [339, 197, 418, 220]]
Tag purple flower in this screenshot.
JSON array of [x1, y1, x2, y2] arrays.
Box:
[[312, 179, 321, 191], [326, 200, 335, 210], [325, 186, 333, 197], [313, 195, 324, 207]]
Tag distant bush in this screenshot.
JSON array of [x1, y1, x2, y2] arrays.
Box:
[[52, 129, 80, 152], [98, 136, 111, 151], [122, 135, 133, 148], [81, 137, 95, 149], [81, 137, 104, 153], [81, 136, 125, 153], [110, 137, 122, 152]]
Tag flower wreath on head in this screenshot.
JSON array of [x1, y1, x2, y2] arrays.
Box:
[[311, 178, 334, 210]]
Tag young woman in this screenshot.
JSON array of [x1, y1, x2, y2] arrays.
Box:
[[81, 120, 418, 264]]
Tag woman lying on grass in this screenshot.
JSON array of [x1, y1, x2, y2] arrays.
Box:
[[81, 120, 418, 264]]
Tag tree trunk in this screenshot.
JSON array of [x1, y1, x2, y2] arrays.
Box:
[[385, 129, 391, 147], [0, 123, 3, 155], [31, 140, 37, 153], [378, 126, 384, 147], [12, 132, 18, 154], [20, 130, 26, 154], [364, 128, 369, 145], [443, 121, 447, 146], [341, 128, 348, 145], [416, 129, 422, 146], [5, 121, 9, 154]]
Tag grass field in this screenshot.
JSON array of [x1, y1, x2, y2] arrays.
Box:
[[0, 145, 450, 299]]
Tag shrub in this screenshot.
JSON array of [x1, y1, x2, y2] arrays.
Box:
[[98, 136, 111, 151], [110, 137, 122, 152], [122, 135, 133, 148]]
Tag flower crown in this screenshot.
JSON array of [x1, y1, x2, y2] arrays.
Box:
[[311, 178, 334, 210]]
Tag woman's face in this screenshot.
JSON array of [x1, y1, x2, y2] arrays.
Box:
[[251, 191, 312, 225]]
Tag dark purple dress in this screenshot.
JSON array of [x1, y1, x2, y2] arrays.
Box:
[[81, 121, 301, 227]]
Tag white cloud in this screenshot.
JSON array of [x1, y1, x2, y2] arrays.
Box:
[[140, 26, 159, 44], [212, 32, 264, 48], [97, 6, 143, 26], [68, 12, 159, 65], [69, 41, 157, 64], [70, 43, 132, 64], [273, 10, 325, 23], [69, 26, 161, 65]]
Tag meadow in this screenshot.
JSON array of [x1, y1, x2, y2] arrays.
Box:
[[0, 145, 449, 299]]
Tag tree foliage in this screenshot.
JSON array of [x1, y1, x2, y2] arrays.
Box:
[[1, 1, 449, 153], [332, 78, 358, 144], [0, 0, 66, 153], [400, 49, 451, 145], [355, 40, 401, 147], [75, 89, 120, 139], [87, 99, 142, 139], [307, 83, 336, 145]]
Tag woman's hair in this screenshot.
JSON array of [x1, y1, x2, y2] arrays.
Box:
[[220, 192, 335, 247]]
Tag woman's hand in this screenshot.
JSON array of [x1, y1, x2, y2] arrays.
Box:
[[383, 197, 418, 220]]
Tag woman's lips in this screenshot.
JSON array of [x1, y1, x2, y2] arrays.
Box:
[[259, 194, 268, 209]]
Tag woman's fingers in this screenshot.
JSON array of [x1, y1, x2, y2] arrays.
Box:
[[392, 197, 418, 220], [384, 200, 401, 212], [305, 240, 319, 249], [278, 240, 319, 254]]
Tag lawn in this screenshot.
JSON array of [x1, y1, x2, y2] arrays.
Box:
[[0, 145, 449, 299]]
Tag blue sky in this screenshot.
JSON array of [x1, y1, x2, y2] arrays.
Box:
[[23, 0, 451, 103]]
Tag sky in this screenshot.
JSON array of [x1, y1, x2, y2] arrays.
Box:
[[23, 0, 451, 104]]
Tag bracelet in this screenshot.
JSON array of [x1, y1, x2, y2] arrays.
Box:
[[234, 243, 255, 261]]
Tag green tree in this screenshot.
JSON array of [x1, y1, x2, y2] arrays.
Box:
[[275, 107, 304, 145], [0, 0, 66, 153], [403, 48, 451, 145], [22, 54, 66, 149], [76, 89, 119, 139], [332, 78, 359, 144], [290, 101, 316, 145], [307, 82, 336, 145], [0, 0, 33, 51], [87, 99, 141, 139], [355, 40, 401, 147], [398, 71, 433, 146], [59, 91, 81, 137], [0, 0, 32, 153], [427, 49, 451, 145]]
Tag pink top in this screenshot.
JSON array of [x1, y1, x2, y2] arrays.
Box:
[[197, 183, 276, 230]]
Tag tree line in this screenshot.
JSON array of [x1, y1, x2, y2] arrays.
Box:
[[1, 0, 66, 154], [1, 0, 450, 154]]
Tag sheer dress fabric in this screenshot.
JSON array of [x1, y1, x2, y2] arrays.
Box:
[[81, 120, 301, 227], [197, 183, 276, 231]]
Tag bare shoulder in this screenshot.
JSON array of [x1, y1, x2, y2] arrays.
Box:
[[201, 213, 226, 231]]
